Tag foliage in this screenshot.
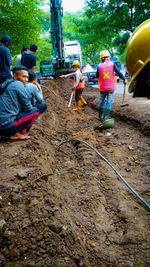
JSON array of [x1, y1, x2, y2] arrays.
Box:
[[82, 0, 150, 62], [1, 0, 149, 68], [85, 0, 150, 32], [0, 0, 40, 54], [62, 11, 108, 64], [0, 0, 51, 70]]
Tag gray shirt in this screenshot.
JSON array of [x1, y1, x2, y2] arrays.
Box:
[[25, 83, 43, 105], [0, 80, 33, 130]]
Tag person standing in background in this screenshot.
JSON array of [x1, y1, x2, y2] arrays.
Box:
[[0, 35, 12, 83], [21, 44, 38, 70], [16, 47, 28, 66]]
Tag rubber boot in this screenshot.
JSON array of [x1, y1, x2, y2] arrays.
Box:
[[97, 108, 103, 120], [103, 108, 110, 121], [80, 96, 87, 107], [73, 100, 82, 111]]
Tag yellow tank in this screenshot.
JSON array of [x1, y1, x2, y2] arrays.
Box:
[[126, 19, 150, 93]]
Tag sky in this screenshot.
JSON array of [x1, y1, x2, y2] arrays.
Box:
[[62, 0, 85, 12], [41, 1, 85, 13]]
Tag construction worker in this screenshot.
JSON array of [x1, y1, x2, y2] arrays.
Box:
[[0, 35, 12, 83], [60, 60, 87, 111], [97, 50, 127, 121]]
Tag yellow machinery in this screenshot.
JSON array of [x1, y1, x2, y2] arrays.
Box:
[[126, 19, 150, 97]]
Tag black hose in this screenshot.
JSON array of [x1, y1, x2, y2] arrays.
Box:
[[59, 139, 150, 212]]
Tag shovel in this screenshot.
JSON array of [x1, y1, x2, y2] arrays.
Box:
[[68, 92, 74, 107], [121, 83, 129, 107]]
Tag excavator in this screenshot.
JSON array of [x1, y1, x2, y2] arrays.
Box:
[[126, 19, 150, 98], [40, 0, 82, 77]]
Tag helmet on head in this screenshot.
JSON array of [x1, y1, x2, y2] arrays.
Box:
[[100, 50, 110, 59], [126, 19, 150, 93], [72, 60, 80, 67], [1, 35, 11, 45]]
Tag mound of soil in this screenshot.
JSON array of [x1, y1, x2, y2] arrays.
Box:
[[0, 78, 150, 267]]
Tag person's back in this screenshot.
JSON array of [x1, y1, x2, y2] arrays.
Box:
[[25, 69, 47, 114], [97, 61, 115, 91], [21, 44, 38, 70], [25, 83, 43, 105], [21, 51, 35, 69], [0, 35, 12, 83]]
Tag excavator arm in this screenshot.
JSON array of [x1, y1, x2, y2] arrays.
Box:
[[50, 0, 65, 70]]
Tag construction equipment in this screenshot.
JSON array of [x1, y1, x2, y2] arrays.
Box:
[[40, 0, 82, 77], [126, 19, 150, 97]]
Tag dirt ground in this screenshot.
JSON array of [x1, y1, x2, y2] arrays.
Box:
[[0, 79, 150, 267]]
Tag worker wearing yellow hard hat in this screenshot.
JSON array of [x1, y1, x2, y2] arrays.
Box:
[[72, 60, 80, 67], [96, 50, 127, 123], [60, 60, 87, 111], [99, 50, 110, 59], [126, 19, 150, 98]]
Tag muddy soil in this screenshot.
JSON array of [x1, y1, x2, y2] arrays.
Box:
[[0, 79, 150, 267]]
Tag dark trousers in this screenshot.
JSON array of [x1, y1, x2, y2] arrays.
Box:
[[34, 102, 47, 114], [0, 108, 39, 137], [75, 89, 83, 101]]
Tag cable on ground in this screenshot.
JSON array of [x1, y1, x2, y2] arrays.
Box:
[[59, 139, 150, 212]]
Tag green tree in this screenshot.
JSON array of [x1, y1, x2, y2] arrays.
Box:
[[0, 0, 43, 55], [84, 0, 150, 61], [0, 0, 52, 69], [85, 0, 150, 32]]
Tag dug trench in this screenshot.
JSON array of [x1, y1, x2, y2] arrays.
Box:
[[0, 78, 150, 267]]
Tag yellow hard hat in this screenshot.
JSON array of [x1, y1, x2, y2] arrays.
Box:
[[100, 50, 110, 59], [72, 60, 80, 67], [126, 19, 150, 93]]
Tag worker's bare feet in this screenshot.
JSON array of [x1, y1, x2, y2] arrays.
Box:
[[10, 132, 30, 140]]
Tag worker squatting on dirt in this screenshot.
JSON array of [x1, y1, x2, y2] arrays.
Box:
[[0, 35, 12, 84], [96, 50, 127, 121], [0, 66, 47, 141], [26, 69, 47, 114], [60, 60, 87, 111]]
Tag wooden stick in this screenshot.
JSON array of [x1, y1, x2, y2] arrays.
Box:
[[68, 92, 74, 107], [121, 84, 129, 107], [122, 84, 126, 104]]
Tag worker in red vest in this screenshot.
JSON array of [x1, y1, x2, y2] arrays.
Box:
[[96, 50, 127, 120], [60, 60, 87, 111]]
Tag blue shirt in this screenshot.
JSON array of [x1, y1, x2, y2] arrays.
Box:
[[0, 80, 33, 130], [25, 83, 43, 105], [0, 44, 12, 79], [21, 51, 36, 69]]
